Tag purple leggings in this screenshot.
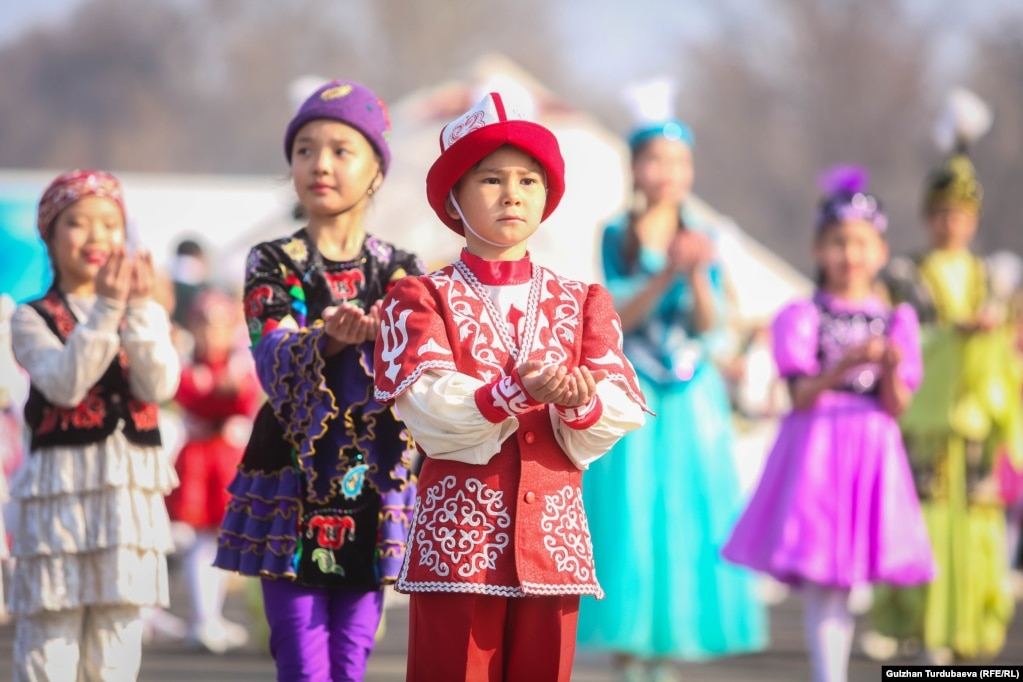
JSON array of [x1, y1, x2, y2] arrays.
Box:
[[261, 578, 385, 682]]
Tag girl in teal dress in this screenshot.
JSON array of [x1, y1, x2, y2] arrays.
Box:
[[577, 119, 767, 682]]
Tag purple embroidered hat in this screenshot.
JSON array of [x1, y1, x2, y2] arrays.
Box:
[[283, 80, 392, 176], [815, 165, 888, 233]]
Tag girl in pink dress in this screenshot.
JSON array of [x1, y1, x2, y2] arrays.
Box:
[[723, 167, 935, 682]]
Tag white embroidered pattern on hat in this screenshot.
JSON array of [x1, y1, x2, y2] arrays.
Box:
[[441, 93, 526, 150], [447, 111, 487, 147]]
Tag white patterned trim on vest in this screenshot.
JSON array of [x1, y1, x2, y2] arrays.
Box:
[[540, 485, 597, 584], [396, 484, 605, 598], [453, 260, 541, 362], [375, 292, 458, 401], [393, 579, 604, 599], [413, 476, 511, 579], [374, 359, 456, 402], [521, 581, 604, 599]]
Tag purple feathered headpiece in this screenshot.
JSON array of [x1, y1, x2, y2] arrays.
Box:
[[815, 165, 888, 233]]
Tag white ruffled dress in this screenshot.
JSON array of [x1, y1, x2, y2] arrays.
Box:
[[8, 295, 179, 617]]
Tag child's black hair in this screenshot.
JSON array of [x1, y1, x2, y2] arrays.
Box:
[[176, 239, 204, 258], [621, 136, 688, 275]]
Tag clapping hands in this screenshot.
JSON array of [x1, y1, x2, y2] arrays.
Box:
[[95, 248, 156, 302], [667, 229, 714, 274], [841, 337, 885, 367], [880, 341, 902, 371], [841, 336, 901, 371], [129, 251, 156, 301]]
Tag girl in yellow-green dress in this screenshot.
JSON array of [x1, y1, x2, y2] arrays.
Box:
[[868, 90, 1023, 663]]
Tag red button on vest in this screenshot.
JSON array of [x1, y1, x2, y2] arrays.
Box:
[[523, 431, 536, 444]]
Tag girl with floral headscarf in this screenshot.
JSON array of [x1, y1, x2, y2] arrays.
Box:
[[8, 169, 180, 681]]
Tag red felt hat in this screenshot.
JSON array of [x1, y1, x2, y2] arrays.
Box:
[[426, 92, 565, 234]]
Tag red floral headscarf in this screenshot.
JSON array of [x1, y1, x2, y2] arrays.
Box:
[[37, 169, 126, 242]]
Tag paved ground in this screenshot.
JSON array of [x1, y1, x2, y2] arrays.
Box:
[[1, 565, 1020, 681]]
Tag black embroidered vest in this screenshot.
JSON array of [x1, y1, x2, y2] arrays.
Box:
[[815, 298, 890, 396], [23, 290, 162, 450]]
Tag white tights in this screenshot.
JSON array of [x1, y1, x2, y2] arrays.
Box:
[[14, 605, 143, 682], [185, 531, 226, 627], [802, 583, 853, 682]]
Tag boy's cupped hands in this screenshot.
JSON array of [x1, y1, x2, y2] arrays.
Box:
[[518, 360, 608, 408]]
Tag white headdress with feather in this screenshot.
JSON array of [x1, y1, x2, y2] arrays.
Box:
[[622, 77, 677, 126], [934, 87, 993, 153]]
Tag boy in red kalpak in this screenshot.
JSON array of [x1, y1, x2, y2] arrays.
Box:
[[374, 92, 650, 682], [166, 288, 260, 652]]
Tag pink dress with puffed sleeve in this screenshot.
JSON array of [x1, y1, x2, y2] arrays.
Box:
[[722, 292, 935, 588]]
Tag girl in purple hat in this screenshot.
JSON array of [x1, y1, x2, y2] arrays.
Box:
[[722, 167, 936, 682], [213, 80, 424, 681]]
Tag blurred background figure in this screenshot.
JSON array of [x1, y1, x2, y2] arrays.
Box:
[[0, 293, 30, 621], [168, 238, 212, 353], [170, 239, 211, 328], [165, 287, 259, 654], [868, 88, 1023, 664], [578, 79, 767, 682], [992, 262, 1023, 600]]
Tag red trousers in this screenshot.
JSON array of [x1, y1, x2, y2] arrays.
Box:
[[407, 591, 581, 682]]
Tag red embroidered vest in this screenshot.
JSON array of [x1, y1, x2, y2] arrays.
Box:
[[23, 290, 162, 450], [375, 262, 647, 596]]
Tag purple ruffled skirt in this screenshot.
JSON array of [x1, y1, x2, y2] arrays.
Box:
[[214, 467, 414, 584], [723, 392, 936, 588]]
